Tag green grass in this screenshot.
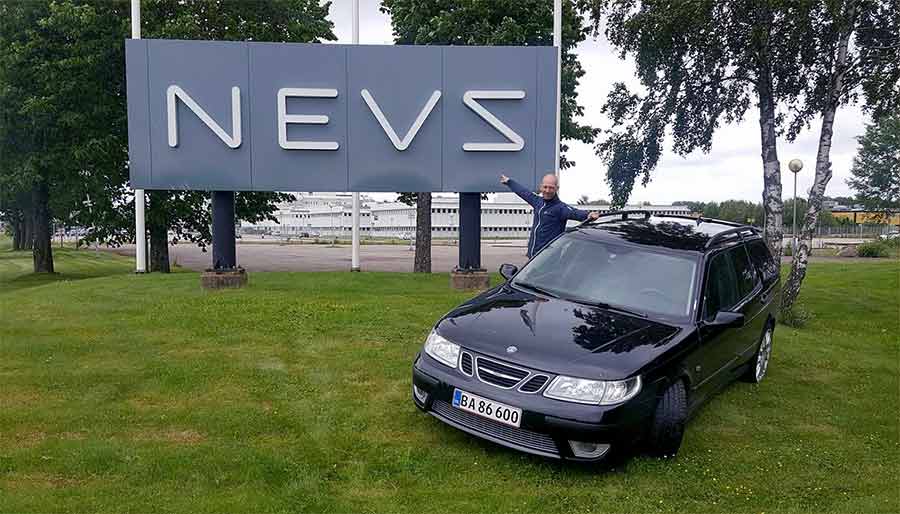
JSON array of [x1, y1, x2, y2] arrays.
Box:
[[1, 240, 898, 513]]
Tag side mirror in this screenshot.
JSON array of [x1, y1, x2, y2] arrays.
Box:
[[708, 310, 745, 328], [499, 263, 519, 281]]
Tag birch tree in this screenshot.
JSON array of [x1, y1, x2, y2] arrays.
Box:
[[781, 0, 899, 314], [580, 0, 830, 259]]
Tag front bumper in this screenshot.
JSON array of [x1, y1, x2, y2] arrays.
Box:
[[412, 351, 658, 462]]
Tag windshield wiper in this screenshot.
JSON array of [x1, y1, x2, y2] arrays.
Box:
[[568, 297, 648, 318], [513, 281, 559, 299]]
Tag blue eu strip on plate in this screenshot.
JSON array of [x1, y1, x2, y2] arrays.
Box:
[[452, 389, 462, 406]]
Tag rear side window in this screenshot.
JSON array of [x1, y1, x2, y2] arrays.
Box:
[[746, 240, 779, 286], [704, 252, 739, 318], [704, 246, 759, 318], [731, 246, 759, 298]]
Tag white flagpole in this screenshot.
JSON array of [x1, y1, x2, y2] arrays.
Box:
[[553, 0, 562, 178], [350, 0, 362, 272], [132, 0, 147, 273]]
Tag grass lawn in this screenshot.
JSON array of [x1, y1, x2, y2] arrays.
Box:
[[1, 239, 897, 513]]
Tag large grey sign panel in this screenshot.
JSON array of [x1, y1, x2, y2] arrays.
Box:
[[126, 39, 557, 192]]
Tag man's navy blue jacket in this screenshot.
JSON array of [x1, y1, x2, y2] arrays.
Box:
[[505, 179, 591, 257]]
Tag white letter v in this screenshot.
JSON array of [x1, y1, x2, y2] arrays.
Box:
[[361, 89, 441, 151]]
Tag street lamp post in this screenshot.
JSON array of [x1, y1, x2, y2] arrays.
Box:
[[407, 210, 414, 251], [450, 211, 456, 246], [788, 159, 803, 252]]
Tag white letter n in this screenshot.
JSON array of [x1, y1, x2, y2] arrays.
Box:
[[167, 85, 242, 149]]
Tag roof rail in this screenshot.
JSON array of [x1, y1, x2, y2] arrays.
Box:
[[704, 226, 760, 249], [579, 210, 653, 228], [651, 213, 749, 227]]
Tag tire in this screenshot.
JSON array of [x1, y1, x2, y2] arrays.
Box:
[[647, 380, 687, 458], [742, 324, 773, 383]]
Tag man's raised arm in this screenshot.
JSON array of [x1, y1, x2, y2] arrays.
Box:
[[564, 204, 600, 222], [500, 174, 540, 208]]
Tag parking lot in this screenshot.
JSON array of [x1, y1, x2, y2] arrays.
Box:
[[108, 235, 879, 273], [113, 241, 530, 273]]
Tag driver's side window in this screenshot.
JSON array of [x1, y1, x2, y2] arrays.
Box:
[[704, 251, 739, 320]]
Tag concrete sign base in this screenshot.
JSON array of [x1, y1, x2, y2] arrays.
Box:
[[450, 269, 490, 290], [201, 268, 249, 290]]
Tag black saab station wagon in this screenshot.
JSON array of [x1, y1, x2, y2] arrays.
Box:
[[412, 213, 780, 462]]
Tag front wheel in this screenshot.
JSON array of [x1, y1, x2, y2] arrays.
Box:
[[646, 380, 687, 458], [743, 325, 773, 383]]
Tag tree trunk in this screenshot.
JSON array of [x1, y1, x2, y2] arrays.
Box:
[[11, 210, 24, 251], [31, 181, 54, 273], [22, 204, 34, 251], [782, 1, 858, 314], [148, 192, 171, 273], [414, 192, 432, 273], [149, 219, 170, 273], [757, 73, 784, 260]]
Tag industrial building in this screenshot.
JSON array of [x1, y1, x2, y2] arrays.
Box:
[[242, 192, 693, 239]]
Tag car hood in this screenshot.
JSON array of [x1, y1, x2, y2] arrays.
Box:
[[435, 285, 683, 380]]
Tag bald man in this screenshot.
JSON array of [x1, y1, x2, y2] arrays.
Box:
[[501, 173, 599, 257]]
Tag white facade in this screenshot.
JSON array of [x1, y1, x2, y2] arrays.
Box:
[[242, 193, 692, 239]]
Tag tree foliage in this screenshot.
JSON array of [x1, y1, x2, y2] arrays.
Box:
[[580, 0, 898, 257], [848, 114, 900, 217], [582, 0, 897, 200], [0, 0, 335, 273], [0, 1, 131, 270]]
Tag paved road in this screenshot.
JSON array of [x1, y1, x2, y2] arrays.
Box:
[[113, 242, 530, 273]]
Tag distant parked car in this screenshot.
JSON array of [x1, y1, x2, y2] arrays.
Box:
[[412, 213, 780, 462], [879, 230, 899, 240], [400, 232, 413, 240]]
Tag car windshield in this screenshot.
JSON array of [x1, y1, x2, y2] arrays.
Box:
[[512, 234, 698, 319]]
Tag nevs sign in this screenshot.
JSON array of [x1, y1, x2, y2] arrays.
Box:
[[167, 85, 526, 153], [126, 39, 557, 192]]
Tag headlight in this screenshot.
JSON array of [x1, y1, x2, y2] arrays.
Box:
[[543, 375, 641, 405], [423, 331, 460, 368]]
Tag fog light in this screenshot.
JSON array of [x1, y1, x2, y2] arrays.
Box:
[[569, 440, 611, 459], [413, 384, 428, 403]]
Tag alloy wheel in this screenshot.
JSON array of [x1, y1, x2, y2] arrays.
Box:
[[755, 328, 772, 381]]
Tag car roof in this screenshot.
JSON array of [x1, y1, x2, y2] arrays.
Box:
[[573, 214, 762, 253]]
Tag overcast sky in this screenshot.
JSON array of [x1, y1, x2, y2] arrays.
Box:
[[326, 0, 868, 205]]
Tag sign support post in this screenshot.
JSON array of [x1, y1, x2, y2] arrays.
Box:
[[451, 192, 488, 289], [211, 191, 237, 270], [350, 0, 361, 272], [203, 190, 246, 288], [131, 0, 147, 273]]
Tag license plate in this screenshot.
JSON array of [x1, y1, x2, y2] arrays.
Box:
[[452, 389, 522, 428]]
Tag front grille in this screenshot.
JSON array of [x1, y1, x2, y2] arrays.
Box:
[[460, 352, 474, 376], [476, 357, 529, 388], [431, 400, 558, 456], [519, 374, 549, 393]]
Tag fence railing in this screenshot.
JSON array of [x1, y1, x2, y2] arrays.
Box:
[[783, 224, 895, 239]]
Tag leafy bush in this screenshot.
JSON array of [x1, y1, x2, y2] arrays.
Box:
[[857, 241, 889, 258], [881, 235, 900, 248]]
